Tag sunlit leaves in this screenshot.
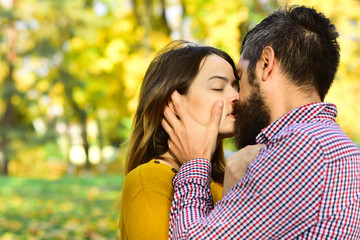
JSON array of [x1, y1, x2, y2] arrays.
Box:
[[1, 0, 359, 177], [182, 0, 248, 58]]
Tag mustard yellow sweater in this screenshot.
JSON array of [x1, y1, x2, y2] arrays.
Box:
[[119, 159, 223, 240]]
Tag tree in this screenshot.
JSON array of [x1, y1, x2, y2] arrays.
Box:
[[0, 0, 359, 177]]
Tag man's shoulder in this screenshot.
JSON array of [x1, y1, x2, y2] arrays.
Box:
[[271, 121, 341, 150], [279, 120, 339, 138], [277, 121, 360, 160]]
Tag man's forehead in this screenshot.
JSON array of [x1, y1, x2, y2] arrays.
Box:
[[236, 58, 250, 72]]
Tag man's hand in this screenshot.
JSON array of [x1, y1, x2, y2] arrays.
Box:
[[161, 91, 224, 164], [223, 144, 265, 196]]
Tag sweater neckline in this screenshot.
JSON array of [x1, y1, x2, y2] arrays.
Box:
[[150, 159, 178, 174]]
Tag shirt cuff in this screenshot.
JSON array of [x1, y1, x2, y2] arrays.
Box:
[[173, 158, 212, 187]]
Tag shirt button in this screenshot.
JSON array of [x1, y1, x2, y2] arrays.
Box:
[[154, 160, 160, 164]]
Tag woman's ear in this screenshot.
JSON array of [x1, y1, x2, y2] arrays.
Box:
[[260, 46, 275, 81]]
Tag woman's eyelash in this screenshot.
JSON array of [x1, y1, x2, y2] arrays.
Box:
[[213, 89, 223, 91]]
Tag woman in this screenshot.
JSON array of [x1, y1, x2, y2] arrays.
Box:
[[119, 41, 240, 239]]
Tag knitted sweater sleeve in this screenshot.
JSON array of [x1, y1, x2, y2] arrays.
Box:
[[119, 165, 173, 240], [124, 188, 172, 240]]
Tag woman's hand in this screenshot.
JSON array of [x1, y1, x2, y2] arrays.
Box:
[[223, 144, 265, 196]]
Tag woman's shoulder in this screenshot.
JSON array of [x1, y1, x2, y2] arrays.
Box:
[[210, 181, 223, 204], [120, 160, 176, 239], [125, 160, 176, 182], [123, 160, 176, 196]]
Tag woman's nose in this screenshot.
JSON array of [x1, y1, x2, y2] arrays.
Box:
[[230, 88, 240, 103]]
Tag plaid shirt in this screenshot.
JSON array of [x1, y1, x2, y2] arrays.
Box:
[[169, 102, 360, 239]]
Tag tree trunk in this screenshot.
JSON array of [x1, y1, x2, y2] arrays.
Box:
[[66, 131, 76, 175], [131, 0, 151, 51], [0, 99, 12, 176], [1, 67, 15, 176], [159, 0, 171, 36], [79, 113, 91, 172], [97, 118, 106, 174], [1, 1, 17, 176], [64, 74, 91, 174]]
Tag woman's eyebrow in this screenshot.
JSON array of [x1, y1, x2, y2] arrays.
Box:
[[208, 76, 229, 82]]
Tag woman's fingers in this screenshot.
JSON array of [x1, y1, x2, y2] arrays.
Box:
[[223, 144, 265, 196]]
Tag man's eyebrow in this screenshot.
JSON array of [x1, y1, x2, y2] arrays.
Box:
[[208, 76, 229, 82]]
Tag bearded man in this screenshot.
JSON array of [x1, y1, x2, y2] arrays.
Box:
[[162, 5, 360, 239]]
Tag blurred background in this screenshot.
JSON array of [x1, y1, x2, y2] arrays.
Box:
[[0, 0, 359, 239]]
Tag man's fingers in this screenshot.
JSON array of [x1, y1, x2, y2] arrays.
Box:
[[247, 144, 265, 157], [162, 118, 182, 155], [161, 118, 174, 136], [164, 105, 180, 128], [209, 100, 224, 129], [170, 91, 191, 122], [242, 144, 265, 153]]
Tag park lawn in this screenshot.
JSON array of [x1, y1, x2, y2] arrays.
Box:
[[0, 175, 124, 240]]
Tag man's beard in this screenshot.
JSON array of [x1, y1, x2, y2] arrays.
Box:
[[234, 84, 271, 149]]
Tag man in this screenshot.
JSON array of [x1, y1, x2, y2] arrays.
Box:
[[162, 5, 360, 239]]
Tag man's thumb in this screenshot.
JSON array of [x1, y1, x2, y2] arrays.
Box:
[[210, 100, 224, 128]]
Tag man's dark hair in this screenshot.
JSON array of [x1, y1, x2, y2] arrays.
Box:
[[241, 5, 340, 101]]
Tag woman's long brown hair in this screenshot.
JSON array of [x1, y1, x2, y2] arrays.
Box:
[[125, 41, 239, 184]]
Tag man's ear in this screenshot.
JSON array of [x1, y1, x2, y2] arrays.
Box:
[[260, 46, 275, 81]]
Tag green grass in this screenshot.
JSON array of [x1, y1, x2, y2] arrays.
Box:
[[0, 175, 124, 240]]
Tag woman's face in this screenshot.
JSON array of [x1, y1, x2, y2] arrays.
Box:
[[182, 54, 239, 139]]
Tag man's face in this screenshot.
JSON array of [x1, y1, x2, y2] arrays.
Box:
[[234, 58, 271, 149]]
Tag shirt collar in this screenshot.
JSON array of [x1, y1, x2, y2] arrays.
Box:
[[256, 102, 338, 144]]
